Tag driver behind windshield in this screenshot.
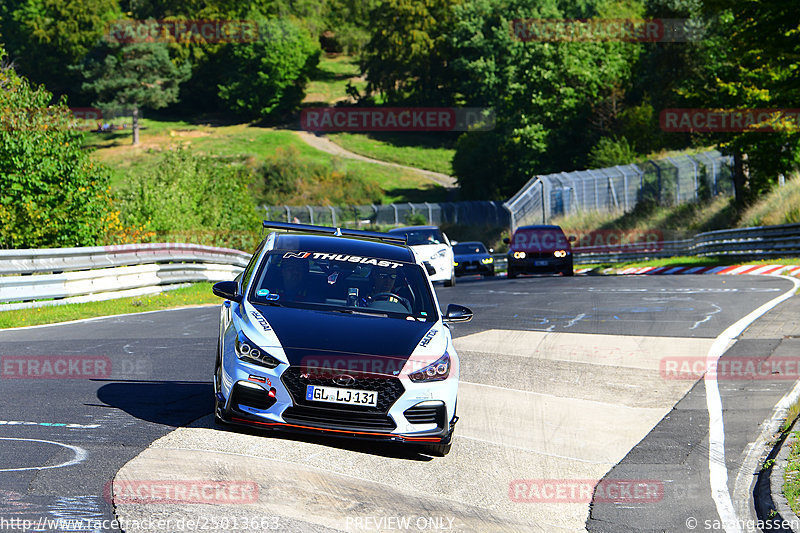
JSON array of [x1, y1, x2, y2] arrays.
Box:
[[358, 268, 412, 310], [276, 255, 311, 301]]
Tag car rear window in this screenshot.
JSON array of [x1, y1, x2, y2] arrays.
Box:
[[453, 243, 486, 254], [511, 228, 569, 252], [393, 229, 444, 246]]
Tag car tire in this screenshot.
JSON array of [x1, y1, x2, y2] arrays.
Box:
[[508, 268, 518, 279], [482, 269, 495, 278], [444, 270, 456, 287]]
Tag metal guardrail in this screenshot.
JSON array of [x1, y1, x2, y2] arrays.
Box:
[[572, 223, 800, 264], [0, 243, 250, 310]]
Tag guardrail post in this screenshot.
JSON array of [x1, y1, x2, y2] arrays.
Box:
[[424, 202, 433, 224]]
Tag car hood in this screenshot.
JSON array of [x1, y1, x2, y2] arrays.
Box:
[[252, 304, 434, 369], [454, 253, 488, 261]]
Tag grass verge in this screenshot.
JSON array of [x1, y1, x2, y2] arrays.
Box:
[[85, 121, 447, 204], [326, 132, 456, 176], [784, 404, 800, 514], [0, 283, 219, 329]]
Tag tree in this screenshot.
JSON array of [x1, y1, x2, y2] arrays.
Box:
[[0, 47, 113, 248], [80, 39, 190, 144], [0, 0, 121, 98], [360, 0, 462, 105], [216, 17, 319, 121], [447, 0, 641, 199]]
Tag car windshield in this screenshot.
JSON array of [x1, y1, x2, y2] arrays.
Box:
[[453, 243, 487, 254], [512, 228, 569, 252], [394, 229, 443, 246], [248, 251, 437, 321]]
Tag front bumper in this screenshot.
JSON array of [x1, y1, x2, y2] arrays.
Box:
[[507, 255, 572, 275], [216, 357, 457, 444], [454, 260, 494, 276]]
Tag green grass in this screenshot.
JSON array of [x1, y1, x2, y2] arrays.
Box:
[[84, 120, 447, 204], [0, 283, 219, 329], [327, 132, 456, 175], [303, 55, 367, 105]]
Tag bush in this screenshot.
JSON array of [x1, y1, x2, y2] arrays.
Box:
[[0, 50, 113, 248], [254, 145, 384, 206], [115, 147, 261, 247], [217, 18, 320, 121], [588, 136, 641, 168]]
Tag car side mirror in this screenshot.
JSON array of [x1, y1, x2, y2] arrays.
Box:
[[569, 235, 576, 242], [423, 262, 436, 276], [213, 280, 242, 303], [444, 304, 473, 323], [503, 237, 510, 244]]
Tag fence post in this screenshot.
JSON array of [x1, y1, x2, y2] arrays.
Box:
[[392, 204, 399, 226], [424, 202, 433, 224], [329, 205, 337, 227], [615, 166, 629, 212], [306, 205, 314, 225], [284, 206, 291, 223], [665, 156, 681, 204]]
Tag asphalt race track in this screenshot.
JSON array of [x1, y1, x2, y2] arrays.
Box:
[[0, 273, 798, 532]]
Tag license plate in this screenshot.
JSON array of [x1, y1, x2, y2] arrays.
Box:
[[305, 385, 378, 407], [534, 260, 549, 266], [466, 265, 477, 270]]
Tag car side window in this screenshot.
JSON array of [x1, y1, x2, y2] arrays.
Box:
[[240, 241, 266, 294]]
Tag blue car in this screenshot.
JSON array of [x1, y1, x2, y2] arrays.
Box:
[[212, 221, 473, 456], [452, 241, 495, 277]]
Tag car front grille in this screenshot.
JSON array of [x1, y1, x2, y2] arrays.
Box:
[[403, 403, 446, 429], [231, 382, 275, 411], [281, 366, 405, 414], [281, 405, 396, 432]]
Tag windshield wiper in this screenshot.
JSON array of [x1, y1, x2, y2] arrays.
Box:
[[332, 308, 388, 317]]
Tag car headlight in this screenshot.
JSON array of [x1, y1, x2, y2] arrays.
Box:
[[235, 332, 281, 369], [453, 261, 459, 266], [481, 257, 493, 264], [554, 250, 568, 258], [409, 352, 450, 382], [430, 248, 447, 260], [513, 251, 526, 259]]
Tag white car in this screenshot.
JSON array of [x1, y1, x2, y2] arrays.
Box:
[[212, 221, 472, 456], [387, 226, 456, 287]]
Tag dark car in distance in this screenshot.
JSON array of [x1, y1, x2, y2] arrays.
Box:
[[452, 242, 495, 277], [504, 225, 574, 277]]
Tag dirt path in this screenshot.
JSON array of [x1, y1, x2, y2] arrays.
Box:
[[295, 130, 458, 189]]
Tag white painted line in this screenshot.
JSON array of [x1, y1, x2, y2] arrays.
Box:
[[703, 275, 800, 533], [0, 420, 100, 428], [0, 304, 218, 332], [0, 438, 87, 472]]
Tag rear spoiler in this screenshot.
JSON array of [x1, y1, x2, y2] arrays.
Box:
[[262, 221, 407, 245]]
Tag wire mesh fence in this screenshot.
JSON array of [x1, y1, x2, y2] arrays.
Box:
[[504, 150, 733, 230], [261, 201, 510, 229]]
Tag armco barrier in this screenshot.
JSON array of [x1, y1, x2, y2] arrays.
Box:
[[572, 223, 800, 264], [0, 243, 250, 311]]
